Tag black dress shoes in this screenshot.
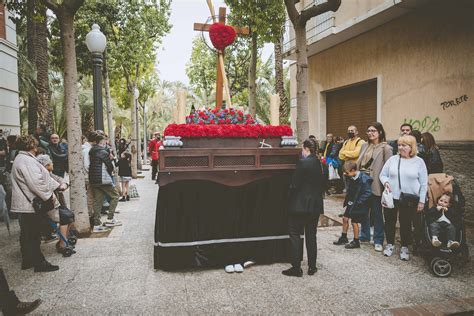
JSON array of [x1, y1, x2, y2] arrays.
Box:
[[16, 299, 42, 315], [282, 267, 303, 277], [308, 267, 318, 275], [34, 262, 59, 273]]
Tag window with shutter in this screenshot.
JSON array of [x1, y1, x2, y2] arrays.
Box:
[[326, 80, 377, 138]]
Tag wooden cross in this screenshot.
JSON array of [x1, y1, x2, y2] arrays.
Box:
[[194, 6, 249, 109]]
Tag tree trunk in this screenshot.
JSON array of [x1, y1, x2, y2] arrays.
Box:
[[130, 91, 138, 178], [136, 102, 142, 170], [26, 0, 37, 135], [248, 31, 258, 117], [35, 4, 54, 131], [103, 57, 116, 156], [274, 37, 289, 125], [57, 10, 89, 235], [294, 22, 309, 143]]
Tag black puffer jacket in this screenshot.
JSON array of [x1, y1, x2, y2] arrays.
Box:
[[425, 148, 444, 174], [89, 144, 114, 185]]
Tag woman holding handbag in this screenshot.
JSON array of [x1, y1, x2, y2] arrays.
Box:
[[282, 139, 324, 277], [356, 122, 393, 251], [379, 135, 428, 261], [10, 136, 62, 272]]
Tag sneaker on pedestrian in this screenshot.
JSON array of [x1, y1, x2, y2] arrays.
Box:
[[114, 209, 121, 214], [400, 246, 410, 261], [243, 260, 256, 268], [447, 240, 460, 249], [104, 218, 122, 227], [345, 240, 360, 249], [42, 234, 58, 243], [383, 244, 394, 257], [431, 236, 442, 247], [374, 244, 383, 252], [234, 264, 244, 273], [119, 196, 126, 202], [93, 225, 110, 233], [225, 265, 235, 273]]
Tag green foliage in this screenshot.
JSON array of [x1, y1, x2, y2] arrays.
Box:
[[225, 0, 286, 42]]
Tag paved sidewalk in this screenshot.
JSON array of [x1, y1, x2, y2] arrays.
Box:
[[0, 170, 473, 314]]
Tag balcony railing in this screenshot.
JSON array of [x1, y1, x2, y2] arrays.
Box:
[[282, 0, 335, 56]]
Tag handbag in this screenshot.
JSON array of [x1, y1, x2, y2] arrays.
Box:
[[381, 187, 394, 209], [129, 183, 140, 199], [18, 183, 55, 214], [328, 163, 341, 180], [397, 156, 419, 208]]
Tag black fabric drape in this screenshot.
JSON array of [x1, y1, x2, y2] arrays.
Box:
[[154, 174, 295, 270]]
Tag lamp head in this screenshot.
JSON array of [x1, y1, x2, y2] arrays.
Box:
[[85, 24, 106, 53]]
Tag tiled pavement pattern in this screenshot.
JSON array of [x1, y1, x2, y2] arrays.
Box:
[[0, 170, 473, 314]]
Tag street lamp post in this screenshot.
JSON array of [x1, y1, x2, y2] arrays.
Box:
[[134, 88, 142, 170], [85, 24, 107, 131], [143, 101, 148, 165]]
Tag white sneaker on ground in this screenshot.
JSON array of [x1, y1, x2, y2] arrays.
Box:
[[234, 264, 244, 273], [400, 246, 410, 261], [383, 244, 394, 257], [447, 240, 460, 249], [432, 236, 442, 247], [225, 265, 235, 273], [93, 225, 110, 233], [374, 244, 383, 252], [104, 218, 122, 227], [243, 260, 256, 268]]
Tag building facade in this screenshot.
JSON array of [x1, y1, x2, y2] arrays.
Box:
[[0, 2, 20, 136], [284, 0, 474, 222]]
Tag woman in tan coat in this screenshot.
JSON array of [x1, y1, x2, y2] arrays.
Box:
[[10, 136, 62, 272], [357, 122, 393, 251]]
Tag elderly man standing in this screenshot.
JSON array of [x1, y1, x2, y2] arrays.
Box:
[[148, 132, 162, 181], [49, 134, 68, 178]]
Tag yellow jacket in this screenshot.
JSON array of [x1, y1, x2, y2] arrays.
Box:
[[338, 137, 365, 163]]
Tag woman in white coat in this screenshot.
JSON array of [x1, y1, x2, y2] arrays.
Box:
[[10, 135, 64, 272]]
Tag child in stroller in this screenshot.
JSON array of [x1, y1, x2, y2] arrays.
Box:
[[425, 193, 461, 249], [420, 173, 468, 277]]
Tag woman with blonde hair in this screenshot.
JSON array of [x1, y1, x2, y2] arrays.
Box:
[[379, 135, 428, 261]]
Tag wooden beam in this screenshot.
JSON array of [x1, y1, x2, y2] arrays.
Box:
[[193, 23, 250, 35]]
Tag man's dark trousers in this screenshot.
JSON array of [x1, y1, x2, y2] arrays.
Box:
[[151, 159, 158, 180]]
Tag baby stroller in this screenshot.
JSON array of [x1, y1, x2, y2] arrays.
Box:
[[45, 191, 77, 257], [418, 174, 469, 277]]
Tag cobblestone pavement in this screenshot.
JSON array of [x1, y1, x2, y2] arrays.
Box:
[[0, 170, 473, 315]]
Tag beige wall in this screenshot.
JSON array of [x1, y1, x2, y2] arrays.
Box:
[[303, 1, 474, 142], [334, 0, 387, 27]]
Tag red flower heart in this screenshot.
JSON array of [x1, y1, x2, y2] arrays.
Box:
[[209, 23, 236, 50]]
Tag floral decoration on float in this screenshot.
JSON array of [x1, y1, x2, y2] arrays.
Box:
[[164, 108, 293, 139]]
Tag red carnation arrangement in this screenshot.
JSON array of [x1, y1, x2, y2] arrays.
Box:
[[209, 22, 236, 50], [164, 124, 293, 139]]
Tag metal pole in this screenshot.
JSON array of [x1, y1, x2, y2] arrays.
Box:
[[143, 102, 148, 165], [136, 99, 142, 170], [92, 52, 104, 131]]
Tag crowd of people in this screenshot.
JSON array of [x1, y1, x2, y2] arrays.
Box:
[[282, 121, 458, 277]]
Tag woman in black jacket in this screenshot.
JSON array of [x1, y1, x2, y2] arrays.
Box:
[[282, 139, 324, 277], [421, 132, 443, 174]]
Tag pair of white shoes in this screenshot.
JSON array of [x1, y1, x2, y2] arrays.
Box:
[[224, 261, 255, 273], [432, 236, 460, 249]]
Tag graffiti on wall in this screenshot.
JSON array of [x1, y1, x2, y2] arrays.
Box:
[[440, 95, 468, 110], [403, 116, 440, 133]]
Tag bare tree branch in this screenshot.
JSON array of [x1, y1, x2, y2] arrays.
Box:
[[42, 0, 59, 12], [284, 0, 300, 26], [300, 0, 341, 25], [64, 0, 85, 15]]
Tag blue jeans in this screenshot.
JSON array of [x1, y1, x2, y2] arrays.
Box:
[[360, 195, 384, 244]]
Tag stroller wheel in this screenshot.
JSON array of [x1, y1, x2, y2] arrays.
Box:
[[431, 257, 452, 277], [68, 236, 78, 246], [62, 247, 74, 257]]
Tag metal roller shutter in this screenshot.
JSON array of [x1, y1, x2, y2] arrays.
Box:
[[326, 80, 377, 138]]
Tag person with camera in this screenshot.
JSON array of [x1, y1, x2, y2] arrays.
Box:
[[10, 135, 63, 272], [379, 135, 428, 261]]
